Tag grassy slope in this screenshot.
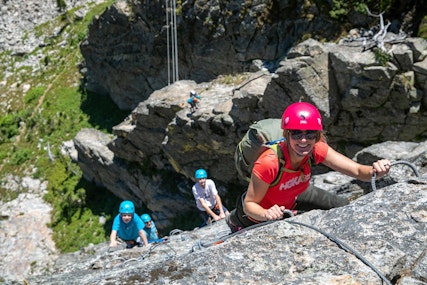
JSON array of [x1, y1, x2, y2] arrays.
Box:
[[0, 0, 132, 252]]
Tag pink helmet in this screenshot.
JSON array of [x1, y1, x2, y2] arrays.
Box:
[[281, 102, 323, 130]]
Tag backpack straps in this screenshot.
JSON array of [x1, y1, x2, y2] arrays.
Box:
[[268, 143, 313, 188], [268, 143, 285, 187]]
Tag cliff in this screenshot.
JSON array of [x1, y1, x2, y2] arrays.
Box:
[[26, 176, 427, 284], [2, 0, 427, 283], [73, 38, 427, 230]]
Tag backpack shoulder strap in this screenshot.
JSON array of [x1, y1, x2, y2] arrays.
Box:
[[267, 143, 314, 187], [268, 143, 286, 187]]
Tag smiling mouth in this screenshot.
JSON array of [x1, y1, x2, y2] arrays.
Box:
[[296, 143, 310, 149], [294, 144, 312, 155]]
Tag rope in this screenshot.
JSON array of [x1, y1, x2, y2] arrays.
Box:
[[169, 229, 184, 236], [371, 160, 420, 191]]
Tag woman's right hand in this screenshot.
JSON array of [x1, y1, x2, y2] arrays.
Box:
[[264, 205, 287, 221]]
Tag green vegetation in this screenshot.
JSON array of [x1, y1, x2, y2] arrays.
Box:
[[0, 112, 22, 143], [0, 0, 130, 252], [374, 48, 392, 66], [330, 0, 395, 21], [56, 0, 67, 12], [0, 0, 187, 247], [216, 73, 249, 86], [0, 0, 425, 254], [45, 168, 123, 252], [419, 15, 427, 39]]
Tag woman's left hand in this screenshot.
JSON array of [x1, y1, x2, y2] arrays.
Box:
[[371, 159, 392, 178]]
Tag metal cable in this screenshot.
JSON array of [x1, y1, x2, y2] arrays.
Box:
[[371, 160, 420, 191], [172, 160, 421, 282], [98, 160, 420, 284], [286, 220, 392, 285]]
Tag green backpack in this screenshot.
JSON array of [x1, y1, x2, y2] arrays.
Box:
[[234, 119, 285, 186]]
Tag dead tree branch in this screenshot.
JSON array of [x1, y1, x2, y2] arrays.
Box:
[[339, 6, 407, 52]]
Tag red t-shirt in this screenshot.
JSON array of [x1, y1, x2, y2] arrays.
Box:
[[252, 141, 329, 210]]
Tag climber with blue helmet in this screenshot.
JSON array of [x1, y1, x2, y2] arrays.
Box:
[[187, 90, 201, 113], [109, 200, 149, 249], [140, 213, 151, 223], [141, 213, 158, 241], [192, 168, 230, 226], [141, 213, 168, 243]]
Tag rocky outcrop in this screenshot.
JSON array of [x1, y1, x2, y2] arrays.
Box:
[[80, 0, 427, 110], [73, 38, 427, 231], [80, 0, 335, 109], [107, 38, 427, 185], [73, 128, 196, 225], [0, 0, 102, 53], [25, 177, 427, 284], [76, 1, 427, 234], [2, 0, 427, 282], [0, 177, 57, 281]]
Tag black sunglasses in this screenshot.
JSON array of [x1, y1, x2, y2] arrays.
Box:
[[289, 130, 318, 140]]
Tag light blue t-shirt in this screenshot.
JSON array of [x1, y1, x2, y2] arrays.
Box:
[[112, 213, 145, 241], [143, 221, 159, 241]]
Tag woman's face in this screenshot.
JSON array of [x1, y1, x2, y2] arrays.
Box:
[[286, 130, 318, 157]]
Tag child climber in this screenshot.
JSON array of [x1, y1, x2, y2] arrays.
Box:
[[109, 200, 149, 249], [141, 213, 168, 243]]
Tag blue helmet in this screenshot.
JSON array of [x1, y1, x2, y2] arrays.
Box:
[[195, 168, 207, 179], [141, 213, 152, 223], [119, 200, 135, 214]]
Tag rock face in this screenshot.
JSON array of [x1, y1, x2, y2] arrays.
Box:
[[73, 38, 427, 230], [25, 177, 427, 284], [81, 0, 339, 109], [0, 178, 57, 281], [2, 0, 427, 282], [80, 0, 427, 110], [0, 0, 99, 53], [76, 0, 427, 243], [103, 39, 427, 185]]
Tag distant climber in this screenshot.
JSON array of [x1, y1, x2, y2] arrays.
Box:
[[187, 90, 201, 113], [191, 168, 230, 226], [141, 213, 168, 243]]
